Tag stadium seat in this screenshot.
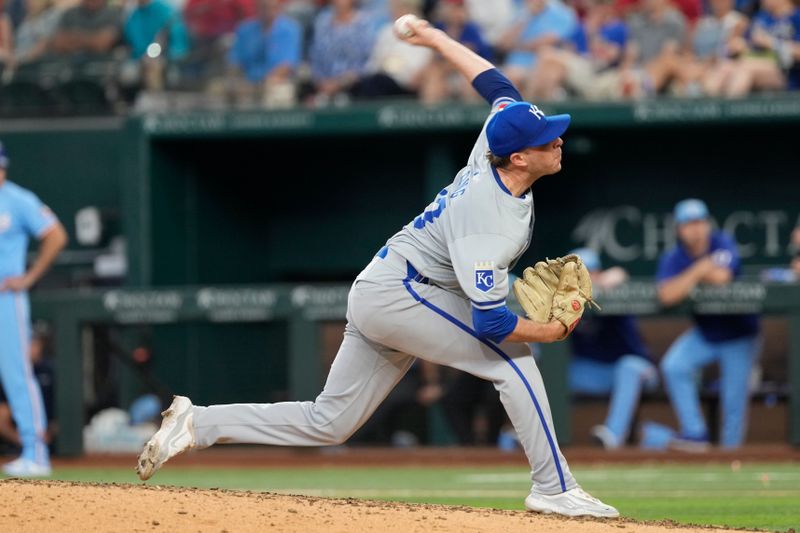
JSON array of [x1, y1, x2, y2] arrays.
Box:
[[51, 78, 114, 116], [0, 79, 59, 118]]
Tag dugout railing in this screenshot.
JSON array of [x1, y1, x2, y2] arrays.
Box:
[[31, 280, 800, 456]]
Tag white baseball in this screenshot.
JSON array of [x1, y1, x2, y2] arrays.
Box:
[[394, 13, 419, 39]]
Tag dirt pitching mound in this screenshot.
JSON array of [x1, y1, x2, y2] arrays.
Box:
[[0, 480, 756, 533]]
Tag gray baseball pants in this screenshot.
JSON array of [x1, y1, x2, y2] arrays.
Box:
[[192, 248, 576, 494]]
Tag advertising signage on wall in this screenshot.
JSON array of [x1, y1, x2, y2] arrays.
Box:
[[138, 96, 800, 137], [569, 206, 799, 270]]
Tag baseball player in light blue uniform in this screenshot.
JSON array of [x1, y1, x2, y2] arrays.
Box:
[[657, 199, 760, 451], [137, 16, 618, 518], [0, 142, 67, 477]]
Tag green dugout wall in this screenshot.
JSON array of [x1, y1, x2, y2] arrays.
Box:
[[0, 118, 125, 268], [0, 118, 123, 220], [125, 97, 800, 288]]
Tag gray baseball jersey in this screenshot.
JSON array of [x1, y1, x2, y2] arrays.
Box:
[[190, 95, 576, 497], [386, 96, 534, 309]]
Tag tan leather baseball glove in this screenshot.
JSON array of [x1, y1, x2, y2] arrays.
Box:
[[512, 254, 599, 339]]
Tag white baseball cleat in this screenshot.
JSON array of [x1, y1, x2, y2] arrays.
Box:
[[590, 424, 622, 450], [525, 486, 620, 518], [136, 395, 195, 481], [2, 457, 52, 478]]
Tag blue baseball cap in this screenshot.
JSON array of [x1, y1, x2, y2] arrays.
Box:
[[674, 198, 709, 224], [129, 393, 162, 425], [570, 247, 601, 272], [0, 142, 8, 169], [487, 102, 571, 157]]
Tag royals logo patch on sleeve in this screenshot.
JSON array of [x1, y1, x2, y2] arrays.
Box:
[[474, 261, 495, 293]]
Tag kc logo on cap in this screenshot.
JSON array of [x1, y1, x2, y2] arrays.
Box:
[[528, 105, 546, 120], [486, 101, 571, 157]]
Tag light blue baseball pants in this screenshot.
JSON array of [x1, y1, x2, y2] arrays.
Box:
[[0, 291, 49, 465], [660, 328, 760, 448], [570, 355, 659, 444]]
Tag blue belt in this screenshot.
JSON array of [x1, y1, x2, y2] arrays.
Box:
[[376, 245, 430, 285], [405, 261, 430, 285]]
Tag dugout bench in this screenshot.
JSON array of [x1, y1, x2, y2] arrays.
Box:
[[31, 280, 800, 456]]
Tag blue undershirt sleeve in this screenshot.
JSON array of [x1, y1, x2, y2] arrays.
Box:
[[471, 68, 522, 105], [472, 305, 519, 344]]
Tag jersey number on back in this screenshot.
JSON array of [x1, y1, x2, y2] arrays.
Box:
[[413, 189, 448, 229], [413, 169, 471, 230]]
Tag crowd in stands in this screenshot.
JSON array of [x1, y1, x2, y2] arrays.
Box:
[[0, 0, 798, 113]]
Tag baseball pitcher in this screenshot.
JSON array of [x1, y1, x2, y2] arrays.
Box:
[[137, 14, 618, 518]]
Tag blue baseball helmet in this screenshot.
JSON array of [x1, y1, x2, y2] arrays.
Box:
[[486, 102, 571, 157]]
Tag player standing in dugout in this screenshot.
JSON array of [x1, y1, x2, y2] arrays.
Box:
[[137, 13, 619, 518]]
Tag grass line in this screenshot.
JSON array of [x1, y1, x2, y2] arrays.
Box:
[[36, 462, 800, 531]]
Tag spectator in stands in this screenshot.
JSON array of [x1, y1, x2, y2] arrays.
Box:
[[54, 0, 81, 9], [527, 0, 627, 100], [592, 0, 687, 99], [348, 0, 433, 101], [13, 0, 64, 65], [711, 0, 800, 97], [124, 0, 190, 90], [418, 0, 492, 104], [736, 0, 760, 18], [495, 0, 579, 99], [0, 323, 56, 458], [7, 0, 26, 29], [184, 0, 254, 42], [226, 0, 302, 107], [791, 224, 800, 277], [566, 248, 658, 450], [615, 0, 702, 26], [182, 0, 254, 81], [674, 0, 748, 97], [305, 0, 376, 106], [0, 0, 15, 72], [657, 199, 761, 451], [281, 0, 319, 44], [362, 0, 392, 31], [50, 0, 123, 57], [464, 0, 518, 58]]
